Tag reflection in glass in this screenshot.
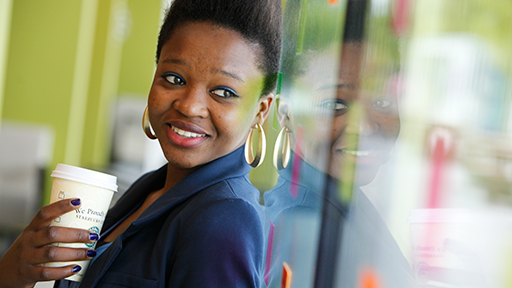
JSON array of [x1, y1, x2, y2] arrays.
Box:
[[262, 0, 344, 287], [263, 0, 512, 287], [262, 0, 408, 287]]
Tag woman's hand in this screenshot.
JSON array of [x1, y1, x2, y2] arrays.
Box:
[[0, 198, 99, 288]]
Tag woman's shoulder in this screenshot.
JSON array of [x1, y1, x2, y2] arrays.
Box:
[[192, 174, 262, 210], [186, 196, 263, 231]]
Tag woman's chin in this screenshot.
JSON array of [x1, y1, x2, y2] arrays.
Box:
[[327, 167, 379, 187]]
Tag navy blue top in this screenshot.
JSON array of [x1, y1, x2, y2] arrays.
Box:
[[262, 155, 415, 288], [261, 157, 324, 288], [55, 146, 264, 288]]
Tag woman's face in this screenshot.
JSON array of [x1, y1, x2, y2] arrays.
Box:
[[328, 42, 401, 185], [148, 22, 272, 170], [282, 42, 400, 185]]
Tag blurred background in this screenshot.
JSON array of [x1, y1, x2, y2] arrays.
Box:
[[0, 0, 170, 256], [1, 0, 512, 287]]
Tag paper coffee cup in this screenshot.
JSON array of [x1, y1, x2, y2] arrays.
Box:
[[408, 209, 494, 287], [46, 163, 117, 282], [409, 208, 512, 288]]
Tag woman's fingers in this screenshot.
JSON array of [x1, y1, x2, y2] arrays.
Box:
[[25, 264, 83, 283], [29, 198, 82, 231], [26, 246, 97, 265], [0, 198, 90, 287], [29, 226, 98, 247]]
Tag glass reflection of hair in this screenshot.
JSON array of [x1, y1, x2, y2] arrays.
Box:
[[0, 1, 282, 287]]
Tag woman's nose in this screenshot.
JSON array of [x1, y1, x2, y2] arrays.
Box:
[[344, 111, 378, 136], [172, 87, 209, 118], [359, 116, 379, 136]]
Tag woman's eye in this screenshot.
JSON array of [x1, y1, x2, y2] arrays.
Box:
[[372, 98, 392, 109], [318, 99, 348, 113], [163, 73, 185, 86], [210, 88, 239, 98]]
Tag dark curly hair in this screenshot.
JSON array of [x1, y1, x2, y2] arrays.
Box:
[[156, 0, 282, 96]]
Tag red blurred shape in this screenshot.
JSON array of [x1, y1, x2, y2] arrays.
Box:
[[392, 0, 409, 35], [428, 138, 445, 208]]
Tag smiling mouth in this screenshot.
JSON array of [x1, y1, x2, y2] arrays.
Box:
[[171, 125, 207, 138], [339, 149, 375, 157]]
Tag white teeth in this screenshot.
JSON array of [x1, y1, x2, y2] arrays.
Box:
[[171, 125, 206, 138], [341, 149, 374, 157]]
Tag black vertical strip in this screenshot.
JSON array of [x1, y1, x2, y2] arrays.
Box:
[[313, 177, 347, 288], [313, 1, 367, 288], [343, 0, 367, 42]]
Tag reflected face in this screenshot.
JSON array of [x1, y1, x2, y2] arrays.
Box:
[[328, 42, 400, 184], [283, 42, 400, 185], [148, 22, 270, 170]]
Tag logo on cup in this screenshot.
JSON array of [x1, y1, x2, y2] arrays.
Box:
[[87, 226, 100, 248]]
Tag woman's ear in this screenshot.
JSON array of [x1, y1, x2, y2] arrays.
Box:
[[276, 96, 291, 126], [256, 93, 274, 125]]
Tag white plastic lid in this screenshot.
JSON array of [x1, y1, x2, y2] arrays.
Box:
[[51, 163, 118, 192]]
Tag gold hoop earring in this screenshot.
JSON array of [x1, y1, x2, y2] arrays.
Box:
[[142, 106, 157, 140], [245, 123, 266, 168], [273, 126, 291, 170]]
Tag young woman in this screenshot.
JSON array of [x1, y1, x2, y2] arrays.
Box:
[[0, 0, 281, 287]]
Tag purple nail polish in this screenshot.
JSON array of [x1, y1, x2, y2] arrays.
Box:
[[86, 250, 97, 257], [89, 233, 99, 241], [70, 199, 81, 206], [72, 265, 82, 273]]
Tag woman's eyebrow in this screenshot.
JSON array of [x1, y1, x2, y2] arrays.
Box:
[[161, 58, 190, 67], [212, 68, 244, 83], [316, 83, 356, 90]]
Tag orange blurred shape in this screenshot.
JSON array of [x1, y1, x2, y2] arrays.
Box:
[[359, 268, 380, 288], [281, 262, 293, 288], [328, 0, 338, 5]]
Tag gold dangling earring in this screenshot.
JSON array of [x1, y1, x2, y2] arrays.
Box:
[[273, 126, 291, 170], [245, 123, 266, 168], [142, 106, 157, 140]]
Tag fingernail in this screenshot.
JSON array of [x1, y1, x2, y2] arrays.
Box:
[[72, 265, 82, 273], [70, 199, 81, 206], [89, 233, 99, 241], [86, 250, 97, 257]]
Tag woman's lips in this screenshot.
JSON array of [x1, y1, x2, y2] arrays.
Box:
[[168, 121, 208, 135], [335, 142, 389, 166], [166, 122, 209, 148], [170, 125, 207, 138], [339, 148, 375, 157], [337, 143, 376, 156]]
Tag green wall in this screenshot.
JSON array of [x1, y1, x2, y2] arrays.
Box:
[[117, 0, 162, 97], [3, 0, 82, 166], [2, 0, 162, 204], [0, 0, 13, 120]]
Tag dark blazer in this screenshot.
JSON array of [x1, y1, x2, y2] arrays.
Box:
[[56, 146, 264, 288]]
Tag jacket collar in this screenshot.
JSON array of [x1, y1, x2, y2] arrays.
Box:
[[80, 146, 251, 288], [128, 145, 251, 234], [108, 145, 251, 238]]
